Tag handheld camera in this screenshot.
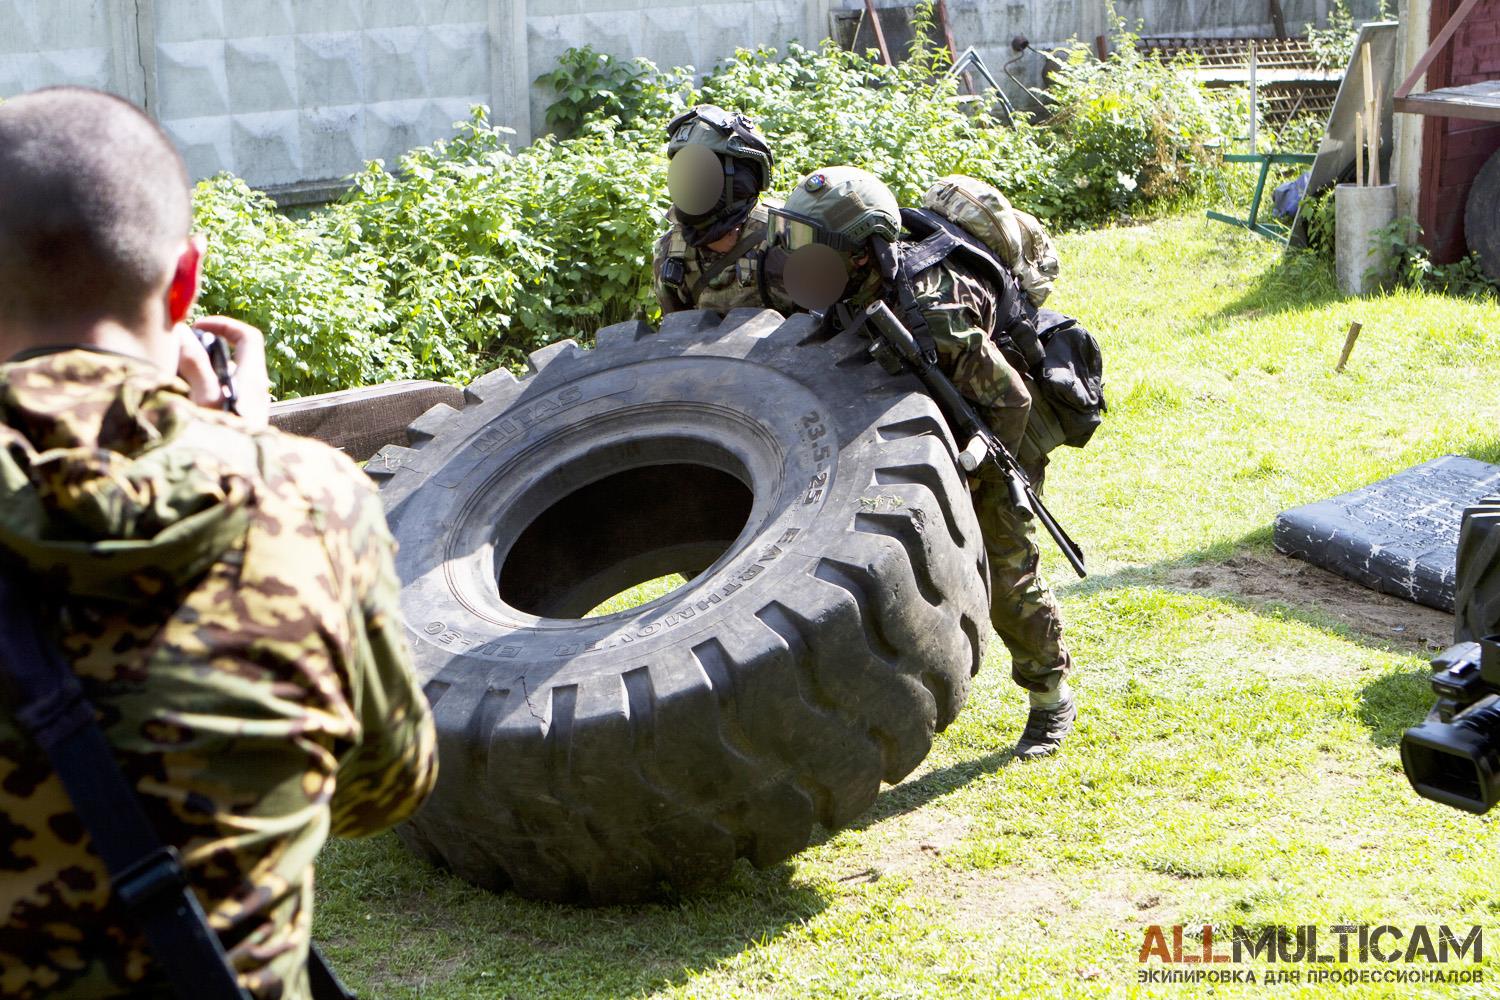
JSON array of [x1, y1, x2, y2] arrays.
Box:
[[193, 327, 239, 415], [1401, 636, 1500, 814]]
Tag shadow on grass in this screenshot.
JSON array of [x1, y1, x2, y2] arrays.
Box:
[[1356, 667, 1434, 749], [1196, 246, 1343, 327], [315, 833, 828, 999], [842, 750, 1016, 834]]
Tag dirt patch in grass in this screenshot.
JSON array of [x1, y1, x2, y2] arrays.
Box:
[[920, 867, 1203, 937], [1167, 552, 1453, 654]]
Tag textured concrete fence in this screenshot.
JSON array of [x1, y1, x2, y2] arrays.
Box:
[[4, 0, 1381, 194]]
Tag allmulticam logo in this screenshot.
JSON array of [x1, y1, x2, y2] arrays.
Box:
[[1136, 924, 1484, 987]]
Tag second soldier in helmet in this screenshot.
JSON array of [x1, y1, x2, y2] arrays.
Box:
[[770, 165, 1080, 758], [653, 105, 797, 315]]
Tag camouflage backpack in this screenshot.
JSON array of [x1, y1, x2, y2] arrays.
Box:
[[921, 175, 1060, 307], [901, 178, 1104, 452]]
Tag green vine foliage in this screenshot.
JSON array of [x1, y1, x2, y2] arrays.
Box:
[[195, 109, 667, 397], [535, 45, 693, 137], [1307, 0, 1394, 71], [194, 177, 398, 398], [1039, 39, 1243, 224], [1373, 219, 1499, 299]]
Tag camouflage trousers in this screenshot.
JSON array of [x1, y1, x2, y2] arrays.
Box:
[[971, 469, 1072, 705]]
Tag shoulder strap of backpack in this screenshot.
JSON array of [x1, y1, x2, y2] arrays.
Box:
[[897, 208, 1045, 375], [0, 574, 251, 1000]]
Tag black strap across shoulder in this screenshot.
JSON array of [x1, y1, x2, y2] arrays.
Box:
[[0, 574, 251, 1000], [896, 208, 1045, 375], [689, 225, 763, 300]]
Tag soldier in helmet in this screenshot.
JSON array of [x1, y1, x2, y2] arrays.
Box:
[[653, 105, 797, 316], [770, 165, 1077, 757]]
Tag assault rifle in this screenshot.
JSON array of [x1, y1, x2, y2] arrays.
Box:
[[859, 300, 1087, 578]]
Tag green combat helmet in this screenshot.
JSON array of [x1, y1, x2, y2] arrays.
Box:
[[771, 166, 901, 252], [666, 105, 775, 190], [665, 105, 775, 243], [769, 166, 901, 310]]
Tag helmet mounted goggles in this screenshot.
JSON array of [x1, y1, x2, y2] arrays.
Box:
[[767, 206, 868, 254]]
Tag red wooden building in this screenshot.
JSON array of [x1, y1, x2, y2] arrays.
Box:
[[1397, 0, 1500, 263]]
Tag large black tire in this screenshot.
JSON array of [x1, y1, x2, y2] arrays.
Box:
[[1455, 495, 1500, 642], [1465, 149, 1500, 282], [370, 307, 990, 903]]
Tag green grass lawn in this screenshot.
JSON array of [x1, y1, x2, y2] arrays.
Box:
[[316, 216, 1500, 998]]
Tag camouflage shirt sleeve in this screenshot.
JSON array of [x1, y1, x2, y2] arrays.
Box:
[[327, 480, 437, 838], [911, 261, 1033, 454]]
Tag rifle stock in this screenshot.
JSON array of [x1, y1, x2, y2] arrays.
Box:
[[862, 301, 1087, 578]]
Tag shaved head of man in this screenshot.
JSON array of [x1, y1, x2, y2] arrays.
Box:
[[0, 87, 192, 338]]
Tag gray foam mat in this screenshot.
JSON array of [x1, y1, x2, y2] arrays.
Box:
[[1273, 456, 1500, 612]]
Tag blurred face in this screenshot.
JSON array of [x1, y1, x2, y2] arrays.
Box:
[[667, 144, 724, 217], [768, 206, 863, 311], [781, 243, 852, 312]]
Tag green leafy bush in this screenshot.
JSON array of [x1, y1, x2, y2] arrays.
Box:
[[1307, 0, 1393, 71], [197, 28, 1246, 396], [1038, 42, 1241, 225], [696, 41, 1056, 208], [194, 177, 398, 398], [195, 110, 667, 396], [536, 45, 693, 137], [1375, 219, 1499, 299]]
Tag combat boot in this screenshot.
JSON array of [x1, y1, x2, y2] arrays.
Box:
[[1013, 692, 1076, 758]]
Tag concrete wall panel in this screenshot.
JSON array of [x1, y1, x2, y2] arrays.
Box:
[[155, 40, 230, 120], [226, 37, 299, 114], [163, 116, 234, 180], [231, 110, 301, 185], [293, 1, 364, 36], [427, 22, 489, 96], [300, 104, 365, 178], [154, 0, 226, 44], [5, 0, 1391, 192], [296, 33, 366, 107], [222, 0, 296, 39]]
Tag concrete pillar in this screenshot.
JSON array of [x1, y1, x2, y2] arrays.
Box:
[[1392, 0, 1430, 223], [805, 0, 834, 46], [489, 0, 531, 146], [1336, 182, 1398, 293]]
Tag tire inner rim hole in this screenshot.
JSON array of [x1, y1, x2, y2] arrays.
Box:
[[497, 462, 754, 619]]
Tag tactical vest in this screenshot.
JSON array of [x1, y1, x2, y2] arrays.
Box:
[[893, 207, 1044, 372], [657, 201, 790, 314]]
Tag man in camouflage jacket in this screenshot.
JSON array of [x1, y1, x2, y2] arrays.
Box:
[[651, 105, 797, 316], [0, 87, 437, 998], [769, 166, 1076, 758]]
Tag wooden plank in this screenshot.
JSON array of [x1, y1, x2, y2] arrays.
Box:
[[933, 0, 974, 93], [863, 0, 892, 66], [1269, 0, 1288, 40], [270, 380, 467, 461], [1398, 87, 1500, 122]]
